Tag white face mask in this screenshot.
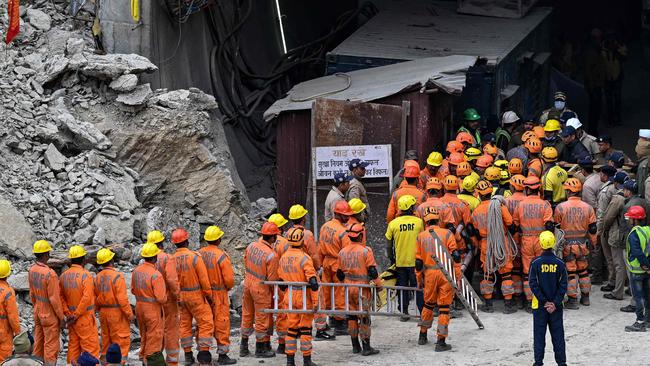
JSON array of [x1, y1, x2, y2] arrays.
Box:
[[554, 101, 565, 110]]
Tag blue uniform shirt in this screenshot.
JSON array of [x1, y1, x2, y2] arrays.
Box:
[[528, 251, 568, 310]]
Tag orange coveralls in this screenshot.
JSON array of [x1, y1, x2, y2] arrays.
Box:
[[416, 226, 458, 339], [471, 200, 515, 300], [318, 219, 349, 321], [554, 197, 597, 298], [95, 266, 133, 363], [156, 251, 181, 365], [513, 195, 553, 300], [131, 262, 167, 359], [273, 236, 291, 345], [241, 239, 279, 342], [386, 184, 427, 223], [0, 281, 21, 361], [527, 157, 543, 178], [173, 248, 214, 353], [505, 191, 527, 295], [337, 241, 379, 340], [28, 262, 65, 366], [441, 193, 472, 252], [199, 244, 235, 355], [60, 264, 100, 363], [278, 247, 319, 357], [416, 197, 456, 228], [418, 167, 444, 190]]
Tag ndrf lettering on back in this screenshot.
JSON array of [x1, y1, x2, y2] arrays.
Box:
[[541, 264, 557, 273], [399, 223, 415, 232]]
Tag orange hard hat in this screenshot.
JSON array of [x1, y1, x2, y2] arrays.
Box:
[[443, 175, 459, 191], [533, 126, 545, 139], [448, 152, 465, 166], [563, 177, 583, 193], [510, 174, 526, 191], [524, 137, 542, 154], [456, 131, 475, 146], [524, 176, 541, 190], [483, 143, 498, 155], [426, 177, 443, 190], [347, 223, 365, 239], [456, 161, 472, 177], [475, 180, 493, 196], [333, 200, 354, 216], [403, 165, 420, 178], [260, 222, 281, 235], [423, 207, 440, 222], [171, 228, 189, 244], [446, 140, 464, 154], [476, 154, 494, 168], [508, 158, 523, 174], [521, 130, 536, 143], [404, 160, 420, 169]]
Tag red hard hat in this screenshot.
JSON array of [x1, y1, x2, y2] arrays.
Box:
[[260, 222, 281, 235], [171, 228, 189, 244], [625, 205, 646, 220], [333, 200, 354, 216]]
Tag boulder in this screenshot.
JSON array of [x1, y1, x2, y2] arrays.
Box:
[[49, 98, 112, 151], [116, 84, 152, 106], [0, 196, 36, 259], [65, 37, 85, 56], [43, 143, 66, 172], [109, 74, 138, 92], [8, 273, 29, 292], [37, 55, 69, 84], [72, 53, 158, 80], [26, 9, 52, 31], [92, 213, 134, 244]]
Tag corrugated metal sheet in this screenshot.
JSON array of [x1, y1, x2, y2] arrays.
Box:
[[263, 55, 475, 121]]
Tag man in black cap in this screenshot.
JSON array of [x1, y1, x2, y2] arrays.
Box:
[[559, 126, 591, 164], [602, 171, 630, 300], [608, 151, 627, 171], [593, 165, 618, 286], [539, 91, 575, 125], [347, 158, 370, 221], [325, 173, 352, 221], [578, 157, 603, 209], [596, 135, 631, 166]]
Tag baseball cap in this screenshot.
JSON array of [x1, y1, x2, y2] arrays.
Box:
[[566, 117, 582, 130], [560, 126, 576, 138], [613, 171, 628, 184], [349, 158, 369, 170], [554, 91, 567, 101], [623, 179, 638, 193], [609, 151, 625, 165], [596, 135, 612, 144], [482, 132, 496, 143], [333, 173, 353, 185], [560, 111, 576, 124], [599, 165, 616, 177], [577, 156, 594, 167]]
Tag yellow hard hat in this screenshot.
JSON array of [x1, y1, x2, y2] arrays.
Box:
[[398, 195, 417, 211], [268, 213, 288, 228], [543, 119, 561, 132], [33, 240, 52, 254], [426, 152, 443, 167], [96, 248, 115, 265], [494, 160, 509, 171], [464, 147, 482, 161], [288, 204, 308, 220], [348, 198, 367, 214], [484, 166, 501, 181], [141, 243, 161, 258], [147, 230, 165, 245], [204, 226, 225, 241], [500, 170, 510, 183], [0, 260, 11, 279], [462, 176, 478, 192], [539, 231, 556, 249], [541, 146, 558, 162], [68, 245, 87, 259]]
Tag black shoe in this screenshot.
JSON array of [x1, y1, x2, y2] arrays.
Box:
[[277, 343, 286, 354], [625, 321, 647, 332], [434, 338, 452, 352], [239, 338, 250, 357], [303, 355, 319, 366], [620, 304, 637, 313], [418, 332, 428, 345], [600, 284, 614, 292], [518, 295, 526, 309], [184, 352, 195, 366], [254, 342, 275, 358], [503, 299, 517, 314], [335, 320, 349, 335], [314, 330, 335, 341], [480, 299, 494, 313], [351, 337, 362, 354], [525, 301, 533, 313], [564, 298, 579, 310], [399, 315, 410, 322], [361, 339, 380, 356], [217, 354, 237, 365], [580, 294, 590, 306], [604, 293, 623, 300], [286, 354, 296, 366]]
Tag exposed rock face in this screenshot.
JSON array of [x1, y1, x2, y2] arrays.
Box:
[[0, 196, 36, 259]]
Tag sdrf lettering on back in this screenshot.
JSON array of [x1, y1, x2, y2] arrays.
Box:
[[541, 264, 557, 273], [399, 223, 415, 232]]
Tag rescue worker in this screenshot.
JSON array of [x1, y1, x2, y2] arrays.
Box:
[[474, 155, 494, 177], [171, 228, 214, 365], [458, 108, 482, 146], [392, 151, 419, 191], [456, 161, 473, 181], [386, 195, 425, 319], [622, 206, 650, 332], [457, 131, 476, 148], [508, 158, 524, 176], [416, 210, 459, 351], [441, 175, 471, 249], [386, 165, 426, 223], [464, 147, 483, 170], [28, 240, 65, 366], [199, 226, 237, 365], [510, 120, 535, 150], [417, 177, 456, 231], [348, 198, 368, 246], [95, 248, 133, 364], [347, 158, 370, 221], [554, 178, 597, 309], [337, 223, 381, 356], [60, 245, 100, 363], [513, 176, 554, 312], [496, 170, 513, 197], [240, 222, 280, 358], [132, 243, 167, 364], [505, 174, 527, 307], [483, 166, 501, 194], [542, 119, 565, 159], [529, 231, 568, 366], [0, 260, 20, 362], [0, 331, 42, 366], [268, 213, 290, 351], [147, 230, 181, 366], [419, 152, 444, 188], [595, 166, 618, 289], [446, 140, 464, 155], [324, 173, 352, 221], [279, 227, 321, 366], [525, 138, 544, 178], [540, 146, 569, 206], [458, 176, 480, 212], [496, 111, 520, 152], [319, 200, 353, 335], [507, 131, 536, 166], [470, 180, 516, 313], [559, 126, 591, 164]]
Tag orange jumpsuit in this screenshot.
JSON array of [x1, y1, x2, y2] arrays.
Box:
[[290, 224, 326, 332], [318, 218, 349, 321], [386, 184, 427, 223], [416, 226, 458, 339], [95, 266, 133, 363], [0, 281, 21, 361], [418, 167, 444, 190], [441, 193, 472, 253], [527, 157, 543, 178], [273, 236, 291, 345], [278, 247, 319, 357], [132, 262, 167, 359], [156, 251, 181, 365], [60, 264, 100, 363], [241, 239, 279, 342], [513, 195, 553, 300], [471, 200, 515, 300], [504, 191, 527, 296], [28, 262, 65, 366], [338, 241, 379, 340], [173, 248, 214, 352], [416, 197, 456, 228], [199, 245, 235, 355], [554, 197, 597, 298]]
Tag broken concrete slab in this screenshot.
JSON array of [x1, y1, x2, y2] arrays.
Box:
[[0, 196, 36, 259]]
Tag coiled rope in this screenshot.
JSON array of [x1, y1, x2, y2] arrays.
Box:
[[485, 196, 519, 281], [553, 227, 566, 257]]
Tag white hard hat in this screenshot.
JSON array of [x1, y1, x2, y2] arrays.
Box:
[[566, 117, 582, 129], [640, 129, 650, 139], [502, 111, 519, 125]]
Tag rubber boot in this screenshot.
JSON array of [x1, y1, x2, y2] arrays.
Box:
[[277, 343, 286, 355], [335, 319, 348, 335], [303, 355, 319, 366], [361, 339, 379, 356], [434, 337, 452, 352], [580, 293, 590, 306], [254, 342, 275, 358], [503, 299, 517, 314], [184, 351, 195, 366], [417, 332, 428, 345], [480, 299, 494, 313], [286, 354, 296, 366], [217, 354, 237, 365], [564, 297, 579, 310], [239, 337, 250, 357], [314, 329, 335, 341], [351, 337, 361, 354]]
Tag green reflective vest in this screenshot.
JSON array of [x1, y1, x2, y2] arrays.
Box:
[[625, 226, 650, 274]]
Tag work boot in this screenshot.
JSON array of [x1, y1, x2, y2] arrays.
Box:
[[216, 354, 237, 365], [564, 297, 579, 310], [239, 337, 250, 357], [351, 337, 362, 354], [434, 337, 452, 352], [417, 332, 428, 345], [335, 319, 349, 335], [184, 351, 195, 366], [286, 354, 296, 366], [600, 284, 614, 292], [525, 301, 533, 314], [480, 299, 493, 313], [503, 299, 517, 314], [277, 343, 286, 355], [518, 295, 526, 309], [399, 315, 410, 322], [361, 339, 379, 356], [624, 321, 647, 332], [620, 305, 637, 313], [303, 355, 319, 366], [580, 293, 590, 306], [254, 342, 275, 358], [314, 329, 335, 341]]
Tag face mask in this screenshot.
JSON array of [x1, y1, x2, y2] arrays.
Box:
[[554, 101, 565, 110]]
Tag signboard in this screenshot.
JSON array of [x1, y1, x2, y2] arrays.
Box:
[[314, 144, 392, 180]]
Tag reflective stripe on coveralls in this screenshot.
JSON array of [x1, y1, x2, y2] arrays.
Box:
[[131, 262, 167, 359], [28, 262, 65, 366]]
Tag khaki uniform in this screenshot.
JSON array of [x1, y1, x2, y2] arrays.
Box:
[[347, 177, 370, 220]]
